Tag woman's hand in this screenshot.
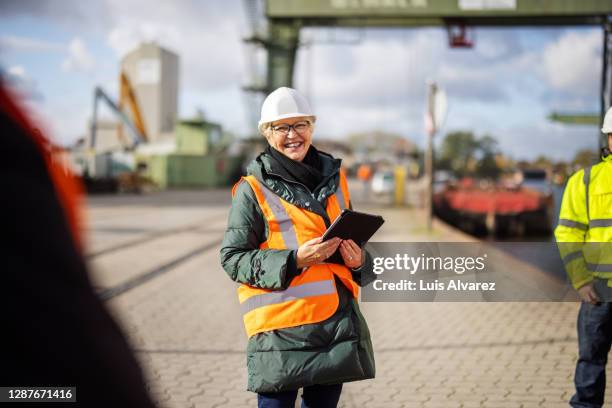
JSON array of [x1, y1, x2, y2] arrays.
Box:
[[296, 237, 342, 269], [339, 239, 363, 269]]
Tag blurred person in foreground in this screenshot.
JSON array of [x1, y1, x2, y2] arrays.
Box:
[[220, 87, 376, 408], [0, 81, 157, 407], [555, 106, 612, 408]]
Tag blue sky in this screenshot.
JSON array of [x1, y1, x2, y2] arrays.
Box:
[[0, 0, 604, 161]]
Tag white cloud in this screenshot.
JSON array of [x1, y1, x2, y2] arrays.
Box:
[[473, 29, 522, 60], [0, 35, 63, 53], [291, 27, 601, 161], [295, 29, 520, 141], [106, 27, 140, 57], [99, 0, 249, 134], [303, 30, 446, 109], [542, 30, 600, 93], [1, 1, 601, 158], [438, 63, 507, 102], [3, 65, 44, 101], [8, 65, 25, 78], [104, 0, 245, 92], [35, 98, 91, 146], [106, 23, 181, 58], [0, 1, 113, 30], [300, 27, 531, 120], [62, 37, 95, 73], [497, 121, 598, 161]]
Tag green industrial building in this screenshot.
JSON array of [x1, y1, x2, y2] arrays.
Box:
[[145, 118, 244, 189]]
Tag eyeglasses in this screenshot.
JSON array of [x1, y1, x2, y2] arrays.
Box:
[[271, 121, 311, 136]]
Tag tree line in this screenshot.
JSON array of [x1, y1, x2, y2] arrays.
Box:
[[435, 131, 600, 180]]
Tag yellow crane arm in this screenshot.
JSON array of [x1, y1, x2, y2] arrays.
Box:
[[118, 71, 148, 143]]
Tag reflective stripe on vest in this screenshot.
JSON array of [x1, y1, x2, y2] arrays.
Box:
[[257, 181, 300, 249], [558, 218, 588, 231], [584, 165, 591, 221], [587, 263, 612, 272], [581, 166, 612, 230], [336, 189, 347, 210], [581, 167, 612, 273], [563, 251, 583, 265], [590, 219, 612, 228], [572, 166, 612, 230], [240, 280, 335, 314], [231, 170, 358, 337], [336, 168, 349, 210], [556, 163, 612, 287]]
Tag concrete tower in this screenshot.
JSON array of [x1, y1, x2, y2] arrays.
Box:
[[121, 42, 179, 142]]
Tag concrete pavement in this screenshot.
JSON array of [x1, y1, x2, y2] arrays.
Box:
[[84, 185, 594, 408]]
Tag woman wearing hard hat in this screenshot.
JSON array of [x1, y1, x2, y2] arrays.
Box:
[[220, 87, 376, 407]]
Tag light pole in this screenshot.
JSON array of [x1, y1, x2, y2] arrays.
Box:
[[424, 81, 437, 231]]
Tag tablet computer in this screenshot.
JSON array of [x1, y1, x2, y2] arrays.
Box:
[[322, 209, 384, 265]]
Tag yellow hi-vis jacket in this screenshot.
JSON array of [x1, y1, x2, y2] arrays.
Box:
[[231, 171, 360, 337], [555, 157, 612, 289]]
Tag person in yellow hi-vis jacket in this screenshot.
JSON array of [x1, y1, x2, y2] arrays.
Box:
[[555, 106, 612, 408]]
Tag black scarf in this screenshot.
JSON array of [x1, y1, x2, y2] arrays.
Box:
[[265, 144, 323, 192]]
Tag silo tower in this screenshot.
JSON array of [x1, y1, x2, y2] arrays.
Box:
[[121, 42, 179, 142]]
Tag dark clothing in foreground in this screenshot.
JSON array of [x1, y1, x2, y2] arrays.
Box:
[[0, 85, 157, 407]]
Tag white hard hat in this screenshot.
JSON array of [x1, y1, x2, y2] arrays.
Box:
[[258, 87, 315, 131], [602, 106, 612, 134]]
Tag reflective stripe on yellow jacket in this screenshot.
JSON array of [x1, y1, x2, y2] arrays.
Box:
[[231, 170, 359, 337], [555, 158, 612, 289]]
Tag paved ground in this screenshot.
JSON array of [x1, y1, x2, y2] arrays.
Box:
[[84, 183, 594, 408]]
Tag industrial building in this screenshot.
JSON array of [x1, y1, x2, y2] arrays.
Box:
[[121, 42, 179, 143], [73, 42, 244, 191]]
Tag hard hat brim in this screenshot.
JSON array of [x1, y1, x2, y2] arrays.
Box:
[[258, 113, 316, 128]]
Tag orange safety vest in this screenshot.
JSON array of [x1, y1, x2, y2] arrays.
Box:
[[231, 169, 360, 337]]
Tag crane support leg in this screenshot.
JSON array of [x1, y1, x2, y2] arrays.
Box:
[[266, 20, 300, 92]]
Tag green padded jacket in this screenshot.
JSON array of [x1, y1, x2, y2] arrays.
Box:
[[220, 148, 376, 393]]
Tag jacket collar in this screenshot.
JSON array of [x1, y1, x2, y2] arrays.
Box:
[[246, 147, 342, 209]]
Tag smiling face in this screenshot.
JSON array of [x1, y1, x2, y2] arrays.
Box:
[[264, 116, 313, 162]]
